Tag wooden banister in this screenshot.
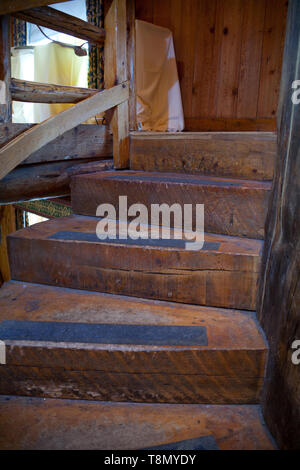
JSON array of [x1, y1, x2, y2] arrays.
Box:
[[0, 82, 129, 180], [13, 6, 105, 46], [10, 78, 98, 104], [0, 1, 71, 16]]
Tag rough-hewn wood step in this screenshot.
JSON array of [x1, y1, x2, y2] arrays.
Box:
[[71, 170, 271, 239], [130, 132, 276, 181], [0, 281, 266, 404], [0, 396, 275, 450], [8, 216, 263, 310]]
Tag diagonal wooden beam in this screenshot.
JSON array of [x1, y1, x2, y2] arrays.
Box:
[[0, 1, 71, 15], [10, 78, 98, 103], [0, 82, 129, 180], [13, 6, 105, 45]]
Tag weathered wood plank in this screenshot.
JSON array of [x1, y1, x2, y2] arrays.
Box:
[[184, 118, 276, 132], [0, 366, 265, 404], [0, 397, 276, 450], [0, 1, 71, 16], [0, 15, 11, 123], [7, 215, 262, 310], [105, 0, 129, 168], [130, 132, 276, 181], [10, 78, 98, 104], [0, 159, 113, 204], [0, 82, 128, 180], [14, 6, 105, 46], [257, 0, 300, 450], [71, 171, 271, 239], [0, 280, 267, 404], [0, 123, 113, 164]]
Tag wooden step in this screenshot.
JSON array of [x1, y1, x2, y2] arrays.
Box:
[[7, 216, 263, 310], [130, 132, 276, 181], [0, 281, 267, 404], [71, 170, 271, 239], [0, 396, 275, 450]]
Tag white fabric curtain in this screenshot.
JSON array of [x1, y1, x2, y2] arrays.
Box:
[[136, 19, 184, 132], [11, 43, 88, 123]]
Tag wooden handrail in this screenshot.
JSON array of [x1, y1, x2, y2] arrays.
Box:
[[10, 78, 98, 103], [13, 6, 105, 46], [0, 1, 71, 16], [0, 82, 129, 180]]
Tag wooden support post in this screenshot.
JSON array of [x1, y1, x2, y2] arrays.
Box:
[[0, 15, 11, 123], [127, 0, 136, 131], [257, 0, 300, 450], [0, 14, 15, 286], [105, 0, 129, 169]]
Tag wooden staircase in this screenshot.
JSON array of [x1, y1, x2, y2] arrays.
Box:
[[0, 0, 278, 451], [0, 130, 276, 449]]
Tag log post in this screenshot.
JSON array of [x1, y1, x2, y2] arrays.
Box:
[[105, 0, 129, 169], [0, 15, 11, 123], [257, 0, 300, 450]]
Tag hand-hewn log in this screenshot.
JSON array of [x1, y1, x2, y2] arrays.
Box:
[[0, 15, 11, 123], [0, 81, 128, 180], [257, 0, 300, 450], [105, 0, 129, 168], [0, 123, 113, 164], [14, 6, 105, 46], [10, 78, 98, 103], [0, 159, 113, 204], [0, 1, 71, 16]]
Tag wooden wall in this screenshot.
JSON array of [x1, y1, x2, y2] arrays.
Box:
[[135, 0, 288, 131]]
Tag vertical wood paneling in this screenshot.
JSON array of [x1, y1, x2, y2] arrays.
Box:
[[174, 0, 198, 118], [135, 0, 287, 130], [257, 0, 288, 118], [237, 0, 266, 118], [216, 0, 243, 118], [192, 0, 219, 117], [135, 0, 153, 23]]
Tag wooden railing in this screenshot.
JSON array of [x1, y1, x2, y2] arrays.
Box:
[[0, 0, 134, 181]]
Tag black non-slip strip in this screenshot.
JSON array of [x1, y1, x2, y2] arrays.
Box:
[[48, 231, 220, 251], [0, 321, 208, 346], [144, 435, 219, 450]]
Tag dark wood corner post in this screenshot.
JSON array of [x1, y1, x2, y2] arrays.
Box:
[[0, 15, 11, 123], [0, 14, 14, 287], [257, 0, 300, 450], [105, 0, 135, 169]]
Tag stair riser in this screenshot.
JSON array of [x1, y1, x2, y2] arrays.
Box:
[[8, 238, 260, 310], [0, 396, 276, 450], [71, 177, 270, 239], [2, 343, 266, 376], [0, 366, 264, 404], [130, 133, 276, 180]]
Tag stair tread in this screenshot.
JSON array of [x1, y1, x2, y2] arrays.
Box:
[[8, 215, 262, 310], [73, 170, 272, 189], [0, 281, 266, 351], [9, 214, 263, 254], [0, 396, 275, 450]]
